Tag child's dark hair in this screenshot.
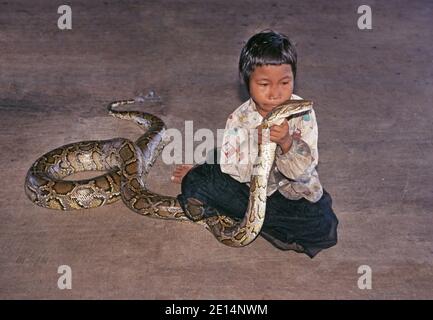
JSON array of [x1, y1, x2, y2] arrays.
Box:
[[239, 30, 297, 92]]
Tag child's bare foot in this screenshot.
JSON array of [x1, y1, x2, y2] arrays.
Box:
[[170, 164, 194, 184]]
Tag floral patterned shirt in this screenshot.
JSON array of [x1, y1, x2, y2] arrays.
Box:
[[219, 94, 323, 203]]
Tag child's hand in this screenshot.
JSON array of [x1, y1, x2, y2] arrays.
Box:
[[270, 119, 293, 153], [257, 120, 293, 154]]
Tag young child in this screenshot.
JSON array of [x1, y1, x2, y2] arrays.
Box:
[[171, 30, 338, 258]]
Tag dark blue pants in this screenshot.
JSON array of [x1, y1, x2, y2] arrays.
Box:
[[177, 152, 338, 258]]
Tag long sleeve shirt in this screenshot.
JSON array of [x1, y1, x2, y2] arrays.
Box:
[[219, 94, 323, 203]]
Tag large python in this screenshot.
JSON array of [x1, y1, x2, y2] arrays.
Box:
[[25, 98, 313, 247]]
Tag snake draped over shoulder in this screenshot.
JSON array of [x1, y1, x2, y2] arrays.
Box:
[[25, 98, 313, 247]]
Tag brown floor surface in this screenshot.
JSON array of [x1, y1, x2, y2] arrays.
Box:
[[1, 0, 432, 299]]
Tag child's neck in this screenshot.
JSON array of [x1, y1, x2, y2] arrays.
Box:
[[251, 99, 269, 118], [258, 110, 269, 118]]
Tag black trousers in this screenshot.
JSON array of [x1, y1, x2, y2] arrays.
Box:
[[177, 152, 338, 258]]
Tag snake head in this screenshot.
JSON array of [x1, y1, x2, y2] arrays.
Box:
[[263, 99, 314, 125]]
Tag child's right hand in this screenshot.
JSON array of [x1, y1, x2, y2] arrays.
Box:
[[256, 124, 272, 145], [256, 120, 294, 153]]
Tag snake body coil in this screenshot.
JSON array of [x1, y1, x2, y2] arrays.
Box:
[[25, 98, 313, 247]]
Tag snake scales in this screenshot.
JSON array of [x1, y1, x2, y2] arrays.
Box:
[[24, 98, 313, 247]]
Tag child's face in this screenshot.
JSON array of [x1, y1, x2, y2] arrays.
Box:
[[249, 64, 294, 117]]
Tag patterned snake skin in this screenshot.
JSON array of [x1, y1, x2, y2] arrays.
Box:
[[24, 98, 313, 247]]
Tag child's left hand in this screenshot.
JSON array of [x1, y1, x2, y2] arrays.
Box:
[[270, 119, 293, 154]]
